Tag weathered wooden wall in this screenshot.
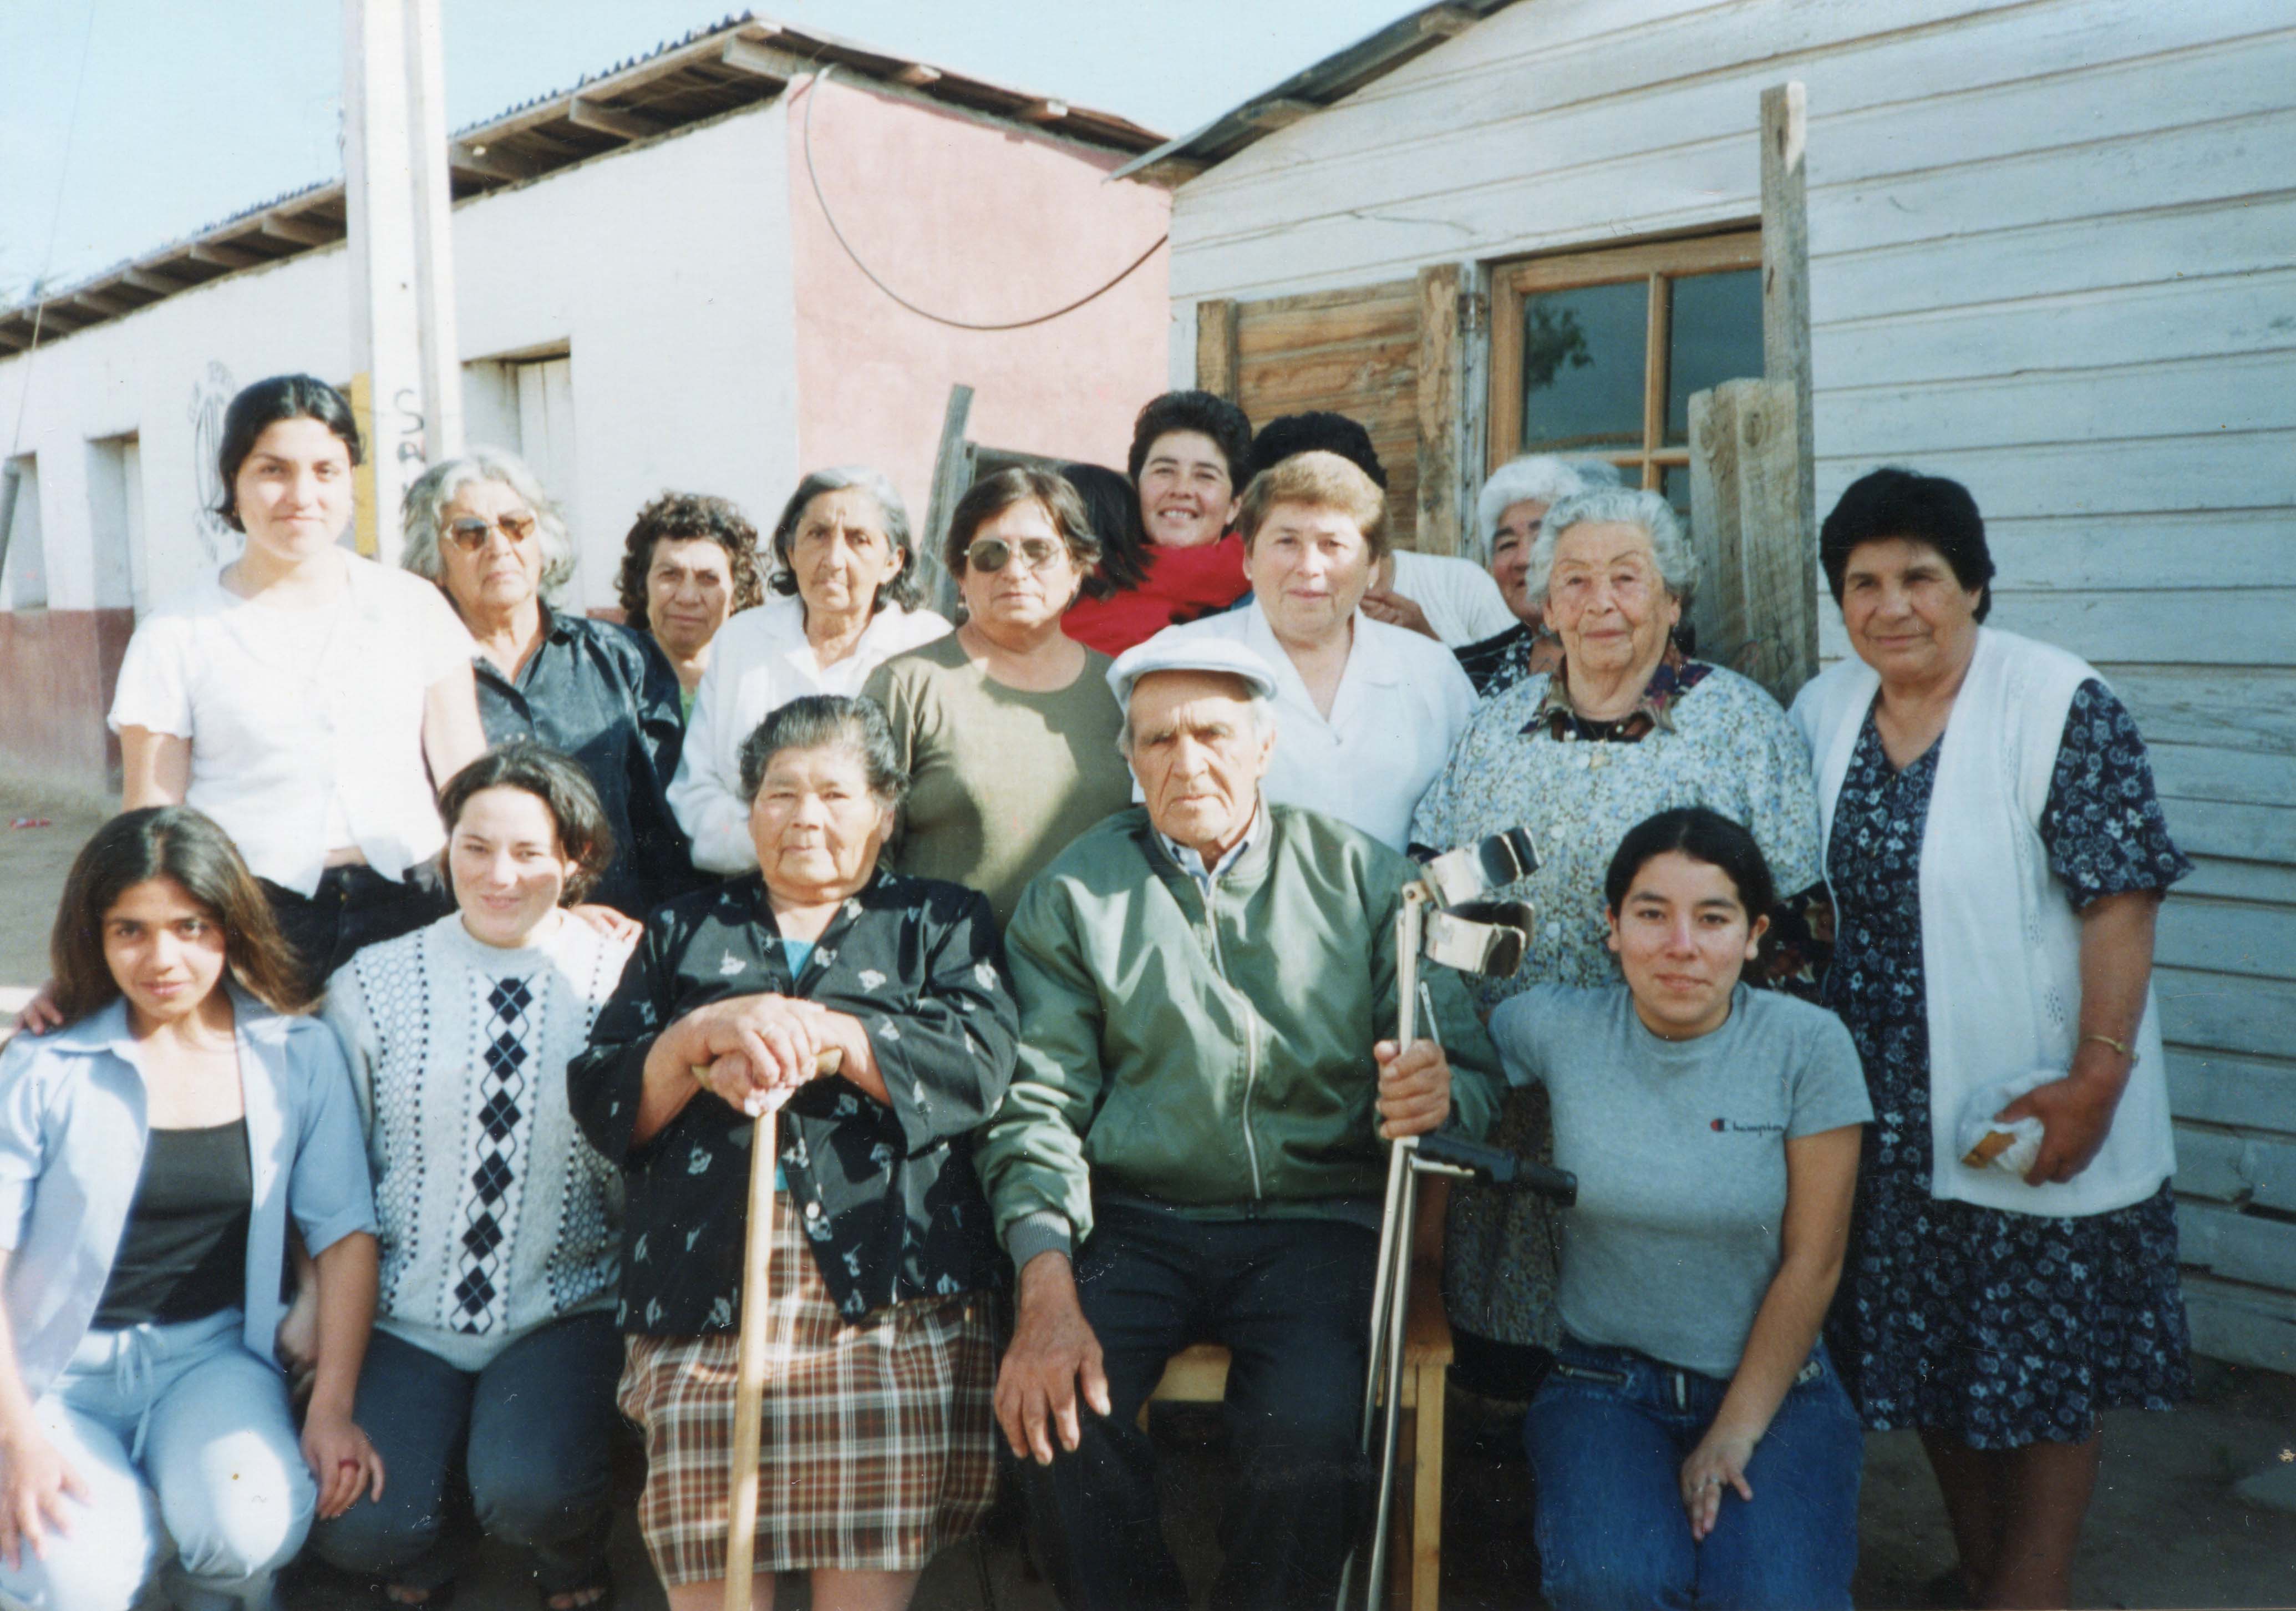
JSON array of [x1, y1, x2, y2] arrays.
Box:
[[1166, 0, 2296, 1370]]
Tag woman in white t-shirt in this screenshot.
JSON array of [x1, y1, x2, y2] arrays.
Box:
[[1498, 807, 1870, 1611], [109, 376, 487, 992]]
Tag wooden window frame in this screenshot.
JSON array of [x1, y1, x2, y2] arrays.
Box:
[[1485, 230, 1764, 487]]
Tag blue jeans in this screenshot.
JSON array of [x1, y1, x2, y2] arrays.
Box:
[[309, 1313, 621, 1595], [1525, 1337, 1862, 1611], [0, 1308, 315, 1611]]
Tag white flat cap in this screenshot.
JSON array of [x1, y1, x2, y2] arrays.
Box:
[[1106, 632, 1281, 710]]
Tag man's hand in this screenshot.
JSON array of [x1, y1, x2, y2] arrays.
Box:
[[993, 1252, 1110, 1465], [1373, 1038, 1451, 1138]]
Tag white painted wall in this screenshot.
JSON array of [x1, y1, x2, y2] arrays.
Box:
[[1166, 0, 2296, 1367], [0, 103, 798, 616]]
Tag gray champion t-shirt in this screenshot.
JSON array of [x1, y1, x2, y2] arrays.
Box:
[[1489, 981, 1871, 1379]]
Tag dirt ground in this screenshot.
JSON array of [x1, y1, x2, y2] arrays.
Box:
[[6, 783, 2294, 1610]]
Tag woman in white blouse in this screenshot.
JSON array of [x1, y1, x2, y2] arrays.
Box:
[[1146, 450, 1476, 850], [669, 466, 948, 873], [108, 376, 486, 991]]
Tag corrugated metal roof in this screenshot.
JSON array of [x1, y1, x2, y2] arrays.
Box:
[[1113, 0, 1516, 185], [0, 10, 1165, 350]]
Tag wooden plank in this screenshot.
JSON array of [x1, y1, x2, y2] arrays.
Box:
[[1236, 349, 1418, 409], [2157, 800, 2296, 867], [259, 211, 337, 247], [1018, 98, 1070, 125], [2155, 967, 2296, 1061], [1761, 81, 1815, 704], [1194, 298, 1239, 403], [1812, 194, 2296, 328], [1815, 267, 2296, 389], [2150, 742, 2296, 810], [919, 385, 975, 619], [1688, 385, 1749, 670], [185, 240, 266, 270], [2173, 1123, 2296, 1210], [718, 36, 796, 82], [1231, 278, 1422, 319], [2166, 1047, 2296, 1138], [2178, 857, 2296, 908], [2158, 898, 2296, 986], [1814, 432, 2296, 523], [2181, 1272, 2296, 1374], [1415, 262, 1464, 557], [892, 63, 941, 88], [2101, 667, 2296, 761], [1175, 0, 2288, 213], [566, 97, 664, 141], [1980, 590, 2296, 670], [1729, 378, 1813, 704], [2178, 1198, 2296, 1293], [1239, 97, 1324, 133], [1983, 512, 2294, 594], [1238, 300, 1420, 356], [449, 140, 540, 183], [1821, 349, 2296, 460]]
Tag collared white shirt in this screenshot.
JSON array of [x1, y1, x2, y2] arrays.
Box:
[[1389, 549, 1516, 647], [670, 594, 951, 872], [1146, 602, 1477, 850], [1157, 800, 1267, 897], [108, 555, 476, 894]]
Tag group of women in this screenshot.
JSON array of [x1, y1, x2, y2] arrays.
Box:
[[0, 369, 2191, 1611]]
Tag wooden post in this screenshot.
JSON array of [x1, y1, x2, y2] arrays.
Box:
[[1414, 264, 1464, 558], [920, 384, 976, 618], [1687, 386, 1746, 667], [344, 0, 461, 563], [1689, 377, 1807, 705], [1759, 82, 1817, 692], [404, 0, 463, 461], [1194, 298, 1240, 402]]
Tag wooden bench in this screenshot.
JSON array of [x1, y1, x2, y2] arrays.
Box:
[[1145, 1265, 1452, 1611]]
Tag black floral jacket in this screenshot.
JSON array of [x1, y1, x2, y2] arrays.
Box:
[[568, 869, 1019, 1334]]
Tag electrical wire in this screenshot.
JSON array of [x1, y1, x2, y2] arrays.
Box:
[[8, 0, 101, 461], [799, 64, 1167, 333]]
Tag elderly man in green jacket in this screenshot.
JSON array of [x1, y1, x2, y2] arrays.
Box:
[[976, 634, 1506, 1611]]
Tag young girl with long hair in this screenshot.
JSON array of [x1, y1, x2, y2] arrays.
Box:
[[0, 807, 380, 1611]]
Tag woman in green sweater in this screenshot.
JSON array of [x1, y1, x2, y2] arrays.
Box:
[[864, 468, 1133, 925]]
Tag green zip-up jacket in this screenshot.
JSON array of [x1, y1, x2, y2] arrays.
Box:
[[976, 802, 1505, 1265]]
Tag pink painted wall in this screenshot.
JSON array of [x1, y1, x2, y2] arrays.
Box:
[[784, 75, 1172, 528]]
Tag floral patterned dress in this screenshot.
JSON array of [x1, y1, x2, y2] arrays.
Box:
[[1822, 680, 2193, 1447], [1412, 653, 1823, 1356]]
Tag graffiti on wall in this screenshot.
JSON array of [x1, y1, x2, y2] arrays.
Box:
[[188, 361, 240, 563]]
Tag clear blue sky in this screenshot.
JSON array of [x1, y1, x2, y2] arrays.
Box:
[[0, 0, 1416, 300]]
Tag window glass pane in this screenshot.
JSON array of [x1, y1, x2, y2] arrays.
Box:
[[1518, 280, 1647, 453], [1661, 462, 1691, 521], [1664, 268, 1764, 445]]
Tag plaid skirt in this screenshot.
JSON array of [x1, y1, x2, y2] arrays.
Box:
[[617, 1212, 998, 1584]]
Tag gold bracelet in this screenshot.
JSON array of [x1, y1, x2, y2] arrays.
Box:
[[2081, 1032, 2135, 1061]]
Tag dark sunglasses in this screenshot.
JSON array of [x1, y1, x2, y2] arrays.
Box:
[[964, 536, 1065, 574], [445, 511, 539, 552]]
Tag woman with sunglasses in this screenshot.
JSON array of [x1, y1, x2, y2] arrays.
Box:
[[99, 375, 487, 998], [863, 468, 1132, 925], [402, 450, 695, 926]]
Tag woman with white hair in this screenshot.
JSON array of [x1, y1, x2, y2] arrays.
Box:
[[1455, 455, 1622, 697], [1411, 486, 1823, 1403], [669, 466, 949, 875], [403, 448, 694, 920]]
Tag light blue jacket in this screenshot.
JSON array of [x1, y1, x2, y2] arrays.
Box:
[[0, 987, 376, 1397]]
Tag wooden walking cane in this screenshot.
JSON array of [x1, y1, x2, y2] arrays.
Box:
[[716, 1046, 843, 1611]]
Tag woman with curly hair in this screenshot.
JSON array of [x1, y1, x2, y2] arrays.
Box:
[[614, 492, 768, 717]]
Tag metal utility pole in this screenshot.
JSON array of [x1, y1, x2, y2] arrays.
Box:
[[344, 0, 463, 561]]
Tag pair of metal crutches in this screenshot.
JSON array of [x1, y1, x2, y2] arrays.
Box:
[[1337, 829, 1580, 1611]]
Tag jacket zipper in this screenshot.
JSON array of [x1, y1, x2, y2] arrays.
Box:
[[1198, 873, 1264, 1200]]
